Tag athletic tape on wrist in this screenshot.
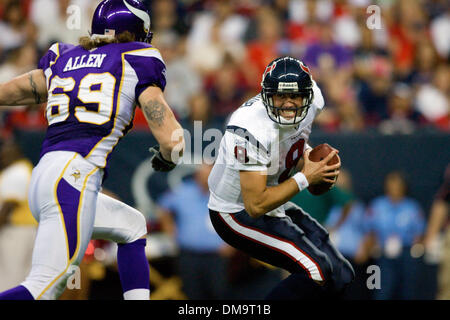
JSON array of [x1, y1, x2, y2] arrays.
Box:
[[293, 172, 309, 191]]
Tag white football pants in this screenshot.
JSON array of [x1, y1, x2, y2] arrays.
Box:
[[22, 151, 147, 300]]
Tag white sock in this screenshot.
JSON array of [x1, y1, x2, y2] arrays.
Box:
[[123, 288, 150, 300]]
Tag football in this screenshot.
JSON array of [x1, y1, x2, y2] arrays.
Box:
[[307, 143, 339, 196]]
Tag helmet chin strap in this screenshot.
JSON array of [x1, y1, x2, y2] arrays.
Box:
[[279, 115, 300, 125], [268, 107, 297, 126], [277, 114, 302, 126], [271, 105, 309, 126], [262, 91, 310, 126]]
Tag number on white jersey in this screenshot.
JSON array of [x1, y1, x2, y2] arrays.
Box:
[[46, 76, 75, 125], [278, 139, 305, 183]]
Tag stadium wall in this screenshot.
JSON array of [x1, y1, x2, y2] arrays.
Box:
[[14, 129, 449, 217]]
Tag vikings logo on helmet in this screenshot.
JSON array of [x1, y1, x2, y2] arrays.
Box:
[[91, 0, 153, 43]]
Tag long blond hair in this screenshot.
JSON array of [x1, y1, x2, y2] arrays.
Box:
[[79, 31, 136, 50]]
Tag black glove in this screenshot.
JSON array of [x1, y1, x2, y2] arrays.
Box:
[[149, 145, 176, 172]]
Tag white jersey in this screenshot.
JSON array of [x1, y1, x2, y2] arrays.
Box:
[[208, 81, 325, 217]]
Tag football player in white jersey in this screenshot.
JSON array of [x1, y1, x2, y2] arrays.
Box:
[[0, 0, 184, 300], [208, 56, 355, 299]]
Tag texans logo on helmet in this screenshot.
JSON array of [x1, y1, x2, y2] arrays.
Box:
[[299, 62, 310, 75], [263, 62, 277, 80]]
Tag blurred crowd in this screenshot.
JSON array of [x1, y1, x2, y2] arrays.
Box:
[[0, 0, 448, 136]]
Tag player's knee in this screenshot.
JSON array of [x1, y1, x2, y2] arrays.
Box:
[[341, 258, 356, 283], [136, 212, 148, 239], [306, 215, 330, 241], [284, 201, 302, 214], [307, 229, 330, 250], [315, 253, 334, 282], [127, 210, 148, 243], [295, 251, 333, 283], [318, 227, 330, 242], [328, 259, 356, 293], [309, 220, 330, 244], [22, 264, 72, 300]]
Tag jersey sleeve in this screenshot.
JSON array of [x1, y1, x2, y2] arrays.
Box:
[[223, 129, 271, 172], [38, 43, 60, 70], [38, 43, 75, 71], [311, 80, 325, 113], [124, 48, 167, 99]]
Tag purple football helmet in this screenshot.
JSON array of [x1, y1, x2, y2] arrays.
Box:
[[91, 0, 153, 43]]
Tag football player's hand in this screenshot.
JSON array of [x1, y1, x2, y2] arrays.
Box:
[[301, 149, 340, 185], [295, 156, 305, 172], [331, 153, 341, 185], [149, 145, 176, 172]]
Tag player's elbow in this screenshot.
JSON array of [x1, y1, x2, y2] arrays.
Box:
[[160, 128, 185, 161], [244, 202, 266, 218], [0, 82, 16, 105], [242, 188, 270, 218]]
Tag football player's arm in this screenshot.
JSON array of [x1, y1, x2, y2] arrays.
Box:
[[138, 85, 184, 162], [240, 150, 340, 218], [240, 170, 301, 218], [0, 70, 47, 107]]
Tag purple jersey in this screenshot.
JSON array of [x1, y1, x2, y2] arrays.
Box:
[[38, 41, 166, 169]]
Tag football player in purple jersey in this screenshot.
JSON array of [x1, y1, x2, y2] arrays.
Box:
[[0, 0, 184, 300]]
